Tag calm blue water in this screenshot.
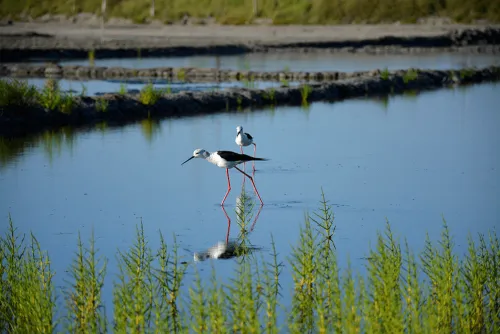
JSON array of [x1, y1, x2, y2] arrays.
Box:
[[53, 51, 500, 72], [1, 83, 499, 325]]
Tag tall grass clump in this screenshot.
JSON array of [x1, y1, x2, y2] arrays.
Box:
[[139, 83, 163, 106], [381, 67, 390, 80], [1, 190, 500, 332], [95, 97, 109, 112], [0, 215, 56, 333], [0, 79, 38, 107], [64, 231, 107, 332], [403, 68, 419, 84], [300, 84, 312, 105], [118, 83, 127, 96], [38, 79, 75, 114]]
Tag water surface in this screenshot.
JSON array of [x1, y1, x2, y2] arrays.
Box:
[[52, 51, 500, 72], [1, 83, 499, 318]]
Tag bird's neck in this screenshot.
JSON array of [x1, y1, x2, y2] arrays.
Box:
[[204, 152, 214, 163]]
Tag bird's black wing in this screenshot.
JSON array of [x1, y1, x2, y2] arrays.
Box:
[[245, 132, 253, 140], [216, 151, 267, 162]]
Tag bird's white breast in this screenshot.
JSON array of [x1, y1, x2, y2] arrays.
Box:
[[236, 133, 252, 146]]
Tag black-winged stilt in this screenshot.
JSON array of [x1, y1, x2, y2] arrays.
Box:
[[235, 126, 257, 170], [181, 148, 268, 205]]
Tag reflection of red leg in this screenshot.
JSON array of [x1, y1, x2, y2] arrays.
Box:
[[249, 204, 263, 232], [221, 168, 231, 206], [234, 166, 264, 205], [221, 205, 231, 244]]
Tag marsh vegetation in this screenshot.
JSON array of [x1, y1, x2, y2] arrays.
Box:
[[1, 190, 499, 332], [1, 0, 499, 24]]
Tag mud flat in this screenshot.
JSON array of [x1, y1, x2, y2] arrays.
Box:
[[1, 23, 500, 62], [2, 65, 499, 138]]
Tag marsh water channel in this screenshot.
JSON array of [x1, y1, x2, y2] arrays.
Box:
[[15, 50, 500, 96], [1, 52, 500, 322]]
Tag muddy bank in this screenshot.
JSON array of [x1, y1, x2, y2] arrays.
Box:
[[1, 24, 500, 62], [0, 63, 390, 82], [1, 66, 499, 138]]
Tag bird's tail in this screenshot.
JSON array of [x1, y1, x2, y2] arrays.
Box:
[[251, 157, 269, 161]]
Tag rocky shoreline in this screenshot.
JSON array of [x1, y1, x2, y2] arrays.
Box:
[[1, 66, 499, 138], [0, 63, 395, 82], [1, 25, 500, 62]]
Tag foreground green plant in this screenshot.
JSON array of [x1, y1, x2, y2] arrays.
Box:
[[1, 191, 500, 333], [64, 231, 107, 332], [0, 216, 56, 332]]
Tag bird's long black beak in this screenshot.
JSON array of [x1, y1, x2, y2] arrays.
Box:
[[237, 130, 241, 135], [181, 156, 195, 166]]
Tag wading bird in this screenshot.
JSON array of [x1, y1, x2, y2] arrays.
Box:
[[181, 149, 268, 205], [235, 126, 257, 170]]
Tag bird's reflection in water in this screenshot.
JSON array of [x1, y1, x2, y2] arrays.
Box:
[[193, 184, 263, 262]]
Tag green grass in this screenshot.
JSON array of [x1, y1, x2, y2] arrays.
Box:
[[95, 97, 109, 112], [37, 79, 75, 114], [263, 87, 276, 106], [381, 67, 390, 80], [2, 0, 499, 23], [88, 50, 95, 67], [460, 67, 477, 80], [139, 83, 163, 105], [0, 79, 38, 108], [80, 83, 87, 97], [300, 84, 312, 105], [403, 68, 419, 84], [1, 190, 500, 332], [118, 83, 127, 96]]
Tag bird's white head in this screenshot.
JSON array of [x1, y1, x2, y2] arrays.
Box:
[[236, 126, 243, 135], [181, 148, 209, 165]]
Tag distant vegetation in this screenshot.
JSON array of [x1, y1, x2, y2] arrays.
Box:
[[1, 190, 500, 332], [1, 0, 499, 24]]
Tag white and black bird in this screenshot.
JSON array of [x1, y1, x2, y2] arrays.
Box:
[[235, 126, 257, 170], [181, 149, 268, 205]]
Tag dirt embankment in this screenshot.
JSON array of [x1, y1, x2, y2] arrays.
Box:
[[1, 66, 499, 138], [1, 22, 500, 62]]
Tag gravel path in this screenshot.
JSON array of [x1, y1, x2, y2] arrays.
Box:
[[1, 22, 500, 60]]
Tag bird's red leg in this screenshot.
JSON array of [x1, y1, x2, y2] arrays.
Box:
[[221, 168, 231, 206], [252, 143, 257, 171], [234, 166, 264, 205]]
